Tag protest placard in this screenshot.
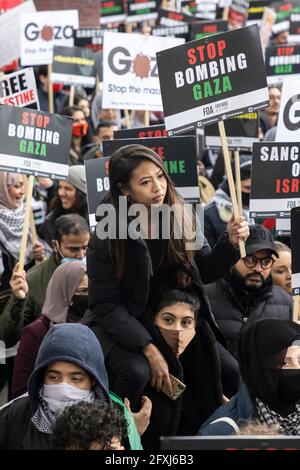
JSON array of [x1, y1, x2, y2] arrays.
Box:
[[20, 10, 79, 66], [127, 0, 159, 23], [102, 32, 184, 111], [265, 44, 300, 85], [0, 0, 36, 68], [33, 0, 100, 28], [0, 67, 39, 109], [190, 20, 228, 40], [291, 206, 300, 298], [74, 28, 110, 53], [85, 157, 110, 229], [114, 124, 167, 139], [152, 23, 189, 40], [103, 136, 200, 203], [100, 0, 126, 25], [250, 142, 300, 218], [276, 77, 300, 142], [195, 0, 218, 20], [205, 112, 259, 150], [289, 15, 300, 43], [246, 0, 269, 25], [0, 106, 71, 179], [158, 8, 194, 26], [156, 24, 268, 136], [276, 217, 290, 236], [52, 46, 96, 88]]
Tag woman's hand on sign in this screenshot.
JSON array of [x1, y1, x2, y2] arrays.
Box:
[[32, 242, 46, 262], [143, 343, 173, 394], [227, 215, 249, 248], [10, 263, 28, 300]]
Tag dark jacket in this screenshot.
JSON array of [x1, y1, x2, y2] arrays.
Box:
[[204, 202, 227, 249], [0, 323, 142, 450], [11, 315, 51, 399], [199, 382, 254, 435], [0, 254, 58, 347], [141, 315, 223, 449], [83, 230, 240, 358], [205, 278, 292, 357]]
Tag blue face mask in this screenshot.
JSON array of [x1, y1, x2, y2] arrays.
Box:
[[61, 256, 86, 266]]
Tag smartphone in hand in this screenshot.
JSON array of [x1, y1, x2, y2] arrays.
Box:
[[161, 374, 186, 400]]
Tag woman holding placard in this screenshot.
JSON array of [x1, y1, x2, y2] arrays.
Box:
[[84, 144, 249, 409]]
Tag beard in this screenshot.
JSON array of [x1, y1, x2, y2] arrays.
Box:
[[231, 267, 269, 293]]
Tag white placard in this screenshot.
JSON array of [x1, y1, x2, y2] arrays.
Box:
[[276, 77, 300, 142], [102, 32, 184, 111], [20, 10, 79, 66], [0, 1, 36, 68], [0, 67, 39, 108]]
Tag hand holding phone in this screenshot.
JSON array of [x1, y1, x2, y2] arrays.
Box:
[[161, 374, 186, 400]]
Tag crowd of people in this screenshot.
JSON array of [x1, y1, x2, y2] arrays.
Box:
[[0, 0, 299, 452]]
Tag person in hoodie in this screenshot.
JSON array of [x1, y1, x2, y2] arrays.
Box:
[[204, 155, 252, 249], [11, 261, 88, 399], [199, 318, 300, 436], [0, 323, 145, 450]]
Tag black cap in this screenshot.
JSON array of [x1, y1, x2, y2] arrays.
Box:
[[245, 224, 279, 258]]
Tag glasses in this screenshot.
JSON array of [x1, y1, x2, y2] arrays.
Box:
[[243, 254, 276, 270]]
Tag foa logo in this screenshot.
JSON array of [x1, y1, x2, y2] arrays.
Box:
[[25, 23, 74, 42]]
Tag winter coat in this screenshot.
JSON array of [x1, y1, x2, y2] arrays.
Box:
[[205, 278, 292, 357], [0, 323, 142, 450], [0, 254, 58, 347], [83, 230, 240, 358], [140, 315, 223, 449]]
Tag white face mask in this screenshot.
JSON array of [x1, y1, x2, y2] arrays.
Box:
[[40, 383, 95, 415]]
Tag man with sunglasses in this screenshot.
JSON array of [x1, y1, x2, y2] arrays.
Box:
[[205, 224, 292, 358]]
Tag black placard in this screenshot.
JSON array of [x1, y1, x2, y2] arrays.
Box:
[[156, 24, 269, 136], [85, 157, 110, 229], [100, 0, 126, 24], [0, 105, 71, 179], [103, 136, 200, 203], [190, 20, 228, 40], [127, 0, 159, 23], [205, 112, 259, 150], [250, 142, 300, 218], [265, 44, 300, 84], [114, 124, 167, 139]]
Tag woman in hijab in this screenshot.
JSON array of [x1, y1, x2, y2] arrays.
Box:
[[0, 172, 45, 294], [199, 318, 300, 435], [38, 166, 88, 249], [11, 260, 88, 399]]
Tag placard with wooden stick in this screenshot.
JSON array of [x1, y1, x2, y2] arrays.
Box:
[[218, 121, 246, 257], [234, 149, 242, 215], [18, 175, 34, 272]]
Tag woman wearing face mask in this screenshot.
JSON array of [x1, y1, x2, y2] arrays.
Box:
[[0, 172, 45, 296], [138, 287, 224, 449], [0, 323, 143, 450], [60, 106, 92, 166], [204, 155, 252, 249], [11, 261, 88, 399], [84, 144, 248, 411], [38, 166, 88, 249], [199, 318, 300, 436], [271, 242, 292, 294]]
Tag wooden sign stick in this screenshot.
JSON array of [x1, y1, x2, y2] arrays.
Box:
[[234, 150, 243, 215], [144, 110, 150, 127], [69, 85, 75, 106], [124, 109, 132, 129], [18, 175, 34, 272], [293, 295, 299, 322], [218, 121, 246, 257], [48, 64, 54, 114]]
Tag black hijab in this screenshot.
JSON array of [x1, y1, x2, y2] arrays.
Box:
[[238, 318, 300, 415]]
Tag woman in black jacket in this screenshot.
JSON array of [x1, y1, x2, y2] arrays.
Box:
[[84, 144, 249, 409]]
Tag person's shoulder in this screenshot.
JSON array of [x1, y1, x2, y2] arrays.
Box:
[[26, 256, 49, 282], [0, 394, 30, 416], [271, 285, 292, 304]]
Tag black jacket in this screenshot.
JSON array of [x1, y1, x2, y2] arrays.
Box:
[[83, 231, 240, 357], [140, 315, 223, 449], [204, 202, 227, 249], [205, 278, 292, 357]]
